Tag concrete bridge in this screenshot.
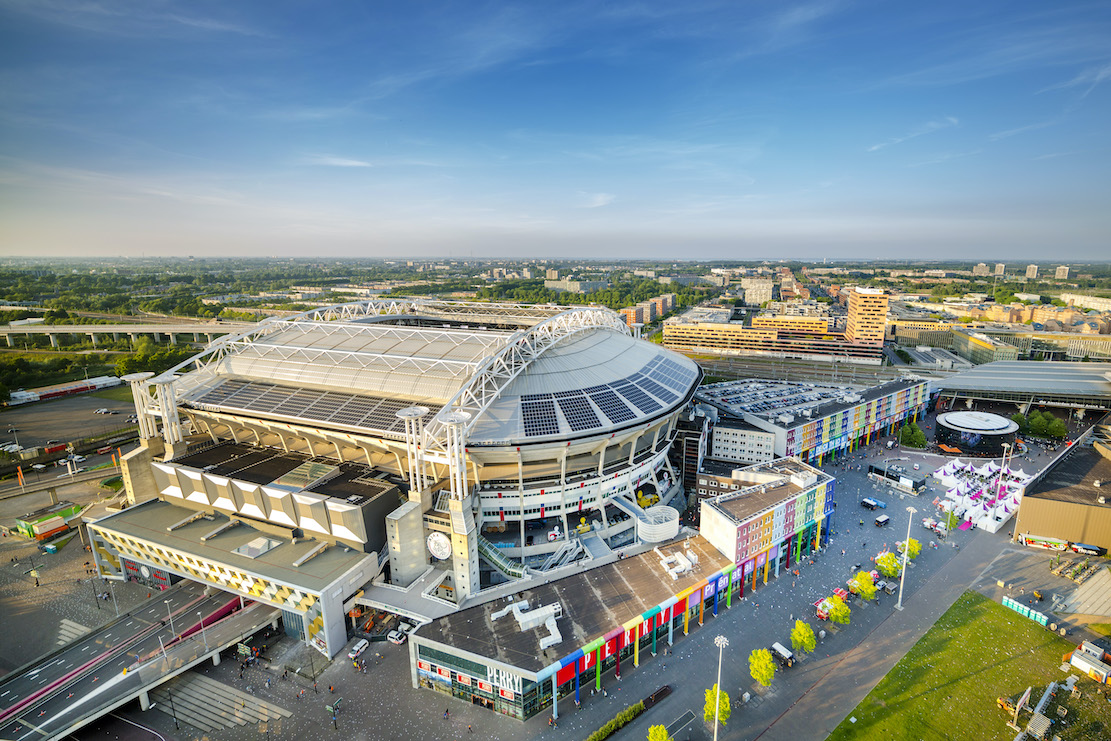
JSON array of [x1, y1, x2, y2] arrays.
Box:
[[0, 321, 257, 348]]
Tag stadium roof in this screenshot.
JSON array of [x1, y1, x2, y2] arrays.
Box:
[[168, 299, 701, 447], [938, 361, 1111, 401]]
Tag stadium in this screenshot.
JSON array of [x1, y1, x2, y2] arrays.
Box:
[[90, 299, 701, 659], [935, 410, 1019, 457]]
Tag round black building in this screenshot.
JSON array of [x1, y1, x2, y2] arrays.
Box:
[[935, 411, 1018, 457]]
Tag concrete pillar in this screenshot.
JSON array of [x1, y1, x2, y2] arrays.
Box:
[[49, 334, 58, 348], [206, 334, 214, 343], [271, 618, 279, 631], [551, 675, 558, 720], [48, 487, 58, 505], [167, 333, 176, 345], [139, 690, 150, 710], [193, 333, 200, 342], [88, 333, 98, 348], [212, 652, 221, 666], [5, 334, 11, 347], [113, 332, 120, 341]]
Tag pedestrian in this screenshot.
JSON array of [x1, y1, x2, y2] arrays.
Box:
[[329, 685, 335, 694], [444, 709, 449, 720], [266, 678, 271, 688], [468, 724, 473, 733]]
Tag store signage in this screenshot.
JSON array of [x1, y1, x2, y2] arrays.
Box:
[[437, 667, 451, 679], [499, 688, 515, 701], [487, 667, 522, 694], [418, 660, 431, 671], [476, 681, 493, 693], [456, 673, 471, 686], [1020, 535, 1068, 551]]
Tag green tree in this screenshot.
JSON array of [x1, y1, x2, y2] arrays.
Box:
[[827, 595, 851, 625], [850, 570, 877, 600], [905, 537, 922, 561], [875, 551, 901, 578], [1029, 413, 1049, 437], [749, 649, 776, 687], [0, 380, 8, 403], [1010, 413, 1028, 434], [647, 725, 673, 741], [704, 684, 731, 726], [790, 619, 816, 654], [1047, 418, 1068, 439]]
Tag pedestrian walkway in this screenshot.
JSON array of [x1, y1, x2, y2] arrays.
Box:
[[757, 529, 1007, 741], [55, 618, 90, 647], [148, 673, 292, 733], [1060, 567, 1111, 617]]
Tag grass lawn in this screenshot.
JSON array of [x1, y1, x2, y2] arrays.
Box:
[[827, 591, 1111, 741], [90, 385, 134, 403]]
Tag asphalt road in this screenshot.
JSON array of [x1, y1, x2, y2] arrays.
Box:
[[0, 393, 135, 451], [0, 581, 254, 741]]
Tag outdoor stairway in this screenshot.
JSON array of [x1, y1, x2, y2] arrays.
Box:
[[541, 539, 585, 571], [581, 533, 612, 559], [148, 673, 292, 733], [477, 535, 526, 579], [608, 493, 648, 524]]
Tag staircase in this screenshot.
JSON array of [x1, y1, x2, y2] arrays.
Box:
[[540, 539, 585, 571]]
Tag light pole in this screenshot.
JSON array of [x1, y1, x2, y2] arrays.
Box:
[[167, 687, 180, 730], [896, 506, 917, 611], [165, 600, 176, 640], [107, 578, 118, 616], [713, 635, 728, 741], [198, 611, 208, 650]]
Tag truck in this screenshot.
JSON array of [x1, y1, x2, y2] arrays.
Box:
[[814, 588, 850, 620]]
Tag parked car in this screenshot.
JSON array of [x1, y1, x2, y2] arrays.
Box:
[[348, 638, 369, 659], [387, 630, 407, 645]]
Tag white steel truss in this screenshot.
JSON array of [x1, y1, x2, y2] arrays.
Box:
[[422, 306, 630, 463]]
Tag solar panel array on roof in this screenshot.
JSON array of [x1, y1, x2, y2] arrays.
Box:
[[554, 391, 602, 432], [584, 386, 636, 424], [515, 356, 698, 437], [521, 397, 560, 437], [186, 378, 412, 436]]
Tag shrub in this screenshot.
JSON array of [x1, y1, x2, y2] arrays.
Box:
[[585, 702, 645, 741]]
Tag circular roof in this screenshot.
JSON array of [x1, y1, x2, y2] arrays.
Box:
[[937, 411, 1018, 434], [467, 329, 701, 446]]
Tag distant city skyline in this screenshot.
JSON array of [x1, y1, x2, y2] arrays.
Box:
[[1, 1, 1109, 259]]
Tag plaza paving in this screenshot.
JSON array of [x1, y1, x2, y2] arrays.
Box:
[[0, 412, 1097, 741]]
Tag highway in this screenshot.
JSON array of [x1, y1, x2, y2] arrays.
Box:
[[0, 580, 279, 740]]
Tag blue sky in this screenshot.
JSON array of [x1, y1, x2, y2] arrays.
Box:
[[1, 1, 1109, 260]]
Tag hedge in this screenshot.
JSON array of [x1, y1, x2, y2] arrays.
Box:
[[585, 702, 646, 741]]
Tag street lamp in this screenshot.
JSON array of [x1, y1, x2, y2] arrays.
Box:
[[164, 600, 176, 640], [713, 635, 728, 741], [896, 506, 917, 611], [167, 687, 180, 730], [198, 611, 208, 650]]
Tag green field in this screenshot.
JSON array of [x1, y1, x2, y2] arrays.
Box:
[[827, 591, 1111, 741], [90, 385, 134, 403]]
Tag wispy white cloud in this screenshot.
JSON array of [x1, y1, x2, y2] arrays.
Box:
[[908, 149, 982, 167], [302, 155, 373, 168], [578, 192, 615, 208], [988, 120, 1057, 141], [1041, 62, 1111, 98], [868, 117, 959, 152], [2, 1, 271, 38]]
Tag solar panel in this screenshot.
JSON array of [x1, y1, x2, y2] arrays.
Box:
[[639, 377, 678, 403], [521, 399, 559, 437], [186, 380, 409, 435], [555, 393, 602, 432], [611, 380, 661, 413], [586, 388, 636, 423]]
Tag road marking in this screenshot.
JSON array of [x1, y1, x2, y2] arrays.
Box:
[[666, 710, 695, 737]]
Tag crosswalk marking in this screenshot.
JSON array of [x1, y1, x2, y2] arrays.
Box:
[[56, 619, 91, 647]]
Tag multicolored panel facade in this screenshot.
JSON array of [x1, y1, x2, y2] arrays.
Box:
[[89, 525, 327, 651], [785, 381, 928, 458]]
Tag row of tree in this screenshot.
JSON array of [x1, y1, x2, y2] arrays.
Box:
[[1009, 410, 1068, 439]]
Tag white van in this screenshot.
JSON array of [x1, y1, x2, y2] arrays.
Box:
[[875, 515, 891, 527], [770, 642, 795, 668]]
